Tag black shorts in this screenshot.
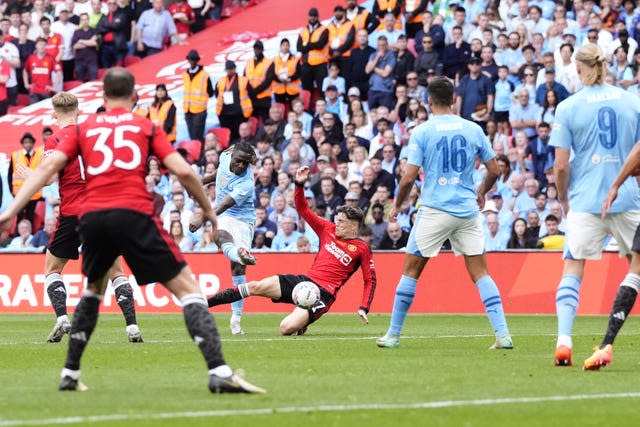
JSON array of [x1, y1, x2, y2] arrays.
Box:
[[79, 209, 187, 284], [275, 274, 335, 324], [48, 215, 81, 260], [494, 111, 509, 123]]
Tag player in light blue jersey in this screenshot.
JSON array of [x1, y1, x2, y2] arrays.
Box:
[[549, 43, 640, 368], [195, 141, 258, 334], [376, 77, 513, 350]]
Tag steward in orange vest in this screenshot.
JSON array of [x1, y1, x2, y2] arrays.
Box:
[[272, 37, 302, 105], [245, 40, 275, 120], [8, 132, 44, 227], [148, 83, 177, 143], [215, 60, 253, 141], [372, 0, 404, 30], [327, 6, 355, 82], [346, 0, 377, 33], [183, 49, 214, 142], [403, 0, 428, 38], [297, 7, 329, 93]]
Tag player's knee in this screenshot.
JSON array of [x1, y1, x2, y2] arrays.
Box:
[[279, 320, 297, 336]]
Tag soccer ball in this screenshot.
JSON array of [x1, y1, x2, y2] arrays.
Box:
[[292, 281, 321, 309]]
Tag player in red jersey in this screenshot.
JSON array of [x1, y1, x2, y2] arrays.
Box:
[[0, 68, 264, 394], [207, 166, 377, 335], [36, 92, 143, 344]]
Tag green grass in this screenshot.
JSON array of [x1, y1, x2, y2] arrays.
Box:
[[2, 313, 640, 426]]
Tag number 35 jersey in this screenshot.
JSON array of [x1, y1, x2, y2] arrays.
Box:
[[56, 107, 175, 217], [550, 84, 640, 214], [407, 114, 494, 218]]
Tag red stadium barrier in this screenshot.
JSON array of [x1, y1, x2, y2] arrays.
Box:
[[0, 252, 634, 315]]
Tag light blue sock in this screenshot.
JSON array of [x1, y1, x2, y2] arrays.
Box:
[[231, 275, 246, 317], [476, 275, 509, 337], [556, 274, 581, 338], [389, 275, 418, 335], [222, 242, 241, 264]]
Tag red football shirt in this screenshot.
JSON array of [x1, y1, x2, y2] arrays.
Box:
[[45, 126, 85, 217], [55, 108, 175, 216], [0, 60, 10, 101], [24, 54, 55, 95], [46, 33, 62, 64], [167, 2, 195, 35], [294, 186, 377, 312]]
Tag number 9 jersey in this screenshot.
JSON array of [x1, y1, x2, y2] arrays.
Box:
[[407, 115, 495, 218], [55, 107, 176, 217], [550, 83, 640, 214]]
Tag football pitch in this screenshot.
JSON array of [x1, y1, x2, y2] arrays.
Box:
[[1, 313, 640, 426]]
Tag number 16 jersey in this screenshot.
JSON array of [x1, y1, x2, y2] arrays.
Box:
[[407, 114, 495, 218], [549, 84, 640, 214], [56, 107, 175, 217]]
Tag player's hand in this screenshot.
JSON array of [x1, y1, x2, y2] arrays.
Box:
[[357, 309, 369, 324], [560, 198, 570, 217], [189, 215, 203, 233], [601, 187, 618, 219], [388, 206, 399, 222], [203, 210, 218, 241], [14, 164, 32, 180], [295, 166, 310, 185], [476, 188, 486, 210], [0, 212, 13, 232]]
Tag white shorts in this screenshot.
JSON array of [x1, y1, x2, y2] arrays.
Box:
[[564, 210, 640, 260], [406, 207, 484, 258], [217, 215, 254, 250]]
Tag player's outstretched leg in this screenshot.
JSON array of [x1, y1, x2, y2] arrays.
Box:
[[207, 283, 250, 308], [112, 275, 143, 342], [475, 275, 512, 349], [583, 274, 639, 370], [377, 275, 417, 349], [230, 274, 246, 335], [45, 272, 71, 343], [555, 273, 581, 366], [59, 289, 102, 391]]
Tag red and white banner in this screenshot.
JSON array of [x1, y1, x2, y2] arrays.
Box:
[[0, 252, 635, 315]]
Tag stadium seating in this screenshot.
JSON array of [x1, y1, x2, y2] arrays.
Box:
[[208, 127, 231, 149]]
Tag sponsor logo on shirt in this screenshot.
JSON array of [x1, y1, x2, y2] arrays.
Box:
[[96, 113, 135, 124], [324, 241, 353, 266], [33, 66, 50, 75]]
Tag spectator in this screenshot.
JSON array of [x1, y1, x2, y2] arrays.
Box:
[[51, 6, 77, 82], [254, 205, 277, 245], [348, 29, 375, 101], [295, 235, 312, 253], [272, 38, 301, 106], [403, 0, 428, 39], [324, 85, 346, 118], [369, 156, 395, 194], [345, 0, 377, 34], [135, 0, 177, 58], [23, 37, 55, 103], [368, 202, 387, 248], [162, 191, 192, 231], [365, 183, 393, 224], [525, 210, 541, 241], [270, 215, 302, 252], [369, 13, 404, 48], [531, 191, 550, 230], [145, 174, 164, 218], [11, 24, 33, 95], [556, 43, 580, 94], [246, 40, 274, 120], [71, 13, 97, 82], [609, 45, 635, 89], [182, 49, 214, 142], [539, 88, 558, 125], [415, 11, 445, 55], [500, 31, 525, 84], [327, 5, 354, 82], [393, 35, 414, 86], [523, 122, 553, 187], [148, 83, 177, 144], [0, 45, 10, 115], [509, 88, 540, 139], [167, 0, 195, 44], [32, 0, 54, 29], [169, 220, 194, 252], [297, 7, 329, 93], [88, 0, 104, 28], [405, 70, 427, 103], [483, 211, 508, 251], [96, 0, 132, 68], [507, 217, 537, 249], [535, 67, 569, 105], [441, 25, 471, 80], [378, 221, 409, 250], [30, 216, 55, 249], [214, 60, 252, 141], [6, 219, 33, 251], [316, 176, 343, 220], [513, 177, 539, 219], [322, 61, 346, 98], [444, 6, 474, 44], [455, 56, 494, 125], [365, 35, 396, 109]]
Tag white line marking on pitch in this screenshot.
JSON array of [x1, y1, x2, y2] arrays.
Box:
[[1, 392, 640, 426]]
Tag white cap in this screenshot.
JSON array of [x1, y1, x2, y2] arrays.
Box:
[[482, 200, 499, 214]]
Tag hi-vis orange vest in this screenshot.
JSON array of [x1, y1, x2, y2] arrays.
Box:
[[351, 8, 371, 32], [272, 54, 301, 96], [404, 0, 424, 24], [215, 74, 253, 118], [245, 57, 272, 100], [300, 25, 329, 66], [149, 100, 176, 143], [375, 0, 403, 30], [11, 145, 44, 199], [327, 19, 354, 57], [183, 68, 211, 114]]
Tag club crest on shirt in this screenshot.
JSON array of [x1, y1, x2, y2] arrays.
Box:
[[348, 243, 357, 252]]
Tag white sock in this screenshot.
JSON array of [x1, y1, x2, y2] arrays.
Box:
[[557, 334, 572, 348], [61, 368, 80, 380], [209, 365, 233, 378], [57, 314, 68, 324], [230, 314, 241, 324]]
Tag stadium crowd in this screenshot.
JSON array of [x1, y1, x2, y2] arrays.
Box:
[[1, 0, 638, 253]]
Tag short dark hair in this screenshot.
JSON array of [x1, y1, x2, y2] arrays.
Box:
[[538, 121, 550, 129], [336, 205, 364, 223], [535, 191, 546, 199], [545, 214, 559, 223], [233, 140, 257, 164], [103, 67, 135, 100], [428, 76, 454, 106]]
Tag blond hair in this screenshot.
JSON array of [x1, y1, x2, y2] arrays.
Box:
[[51, 92, 79, 115], [575, 43, 608, 86]]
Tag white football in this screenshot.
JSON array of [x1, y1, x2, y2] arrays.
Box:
[[292, 281, 321, 309]]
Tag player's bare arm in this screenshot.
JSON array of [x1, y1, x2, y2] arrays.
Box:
[[390, 164, 420, 221], [602, 140, 640, 218], [476, 158, 500, 210], [201, 173, 216, 186], [554, 147, 571, 215]]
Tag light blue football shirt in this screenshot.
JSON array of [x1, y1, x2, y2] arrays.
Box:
[[215, 150, 256, 224], [549, 84, 640, 213], [407, 115, 495, 218]]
